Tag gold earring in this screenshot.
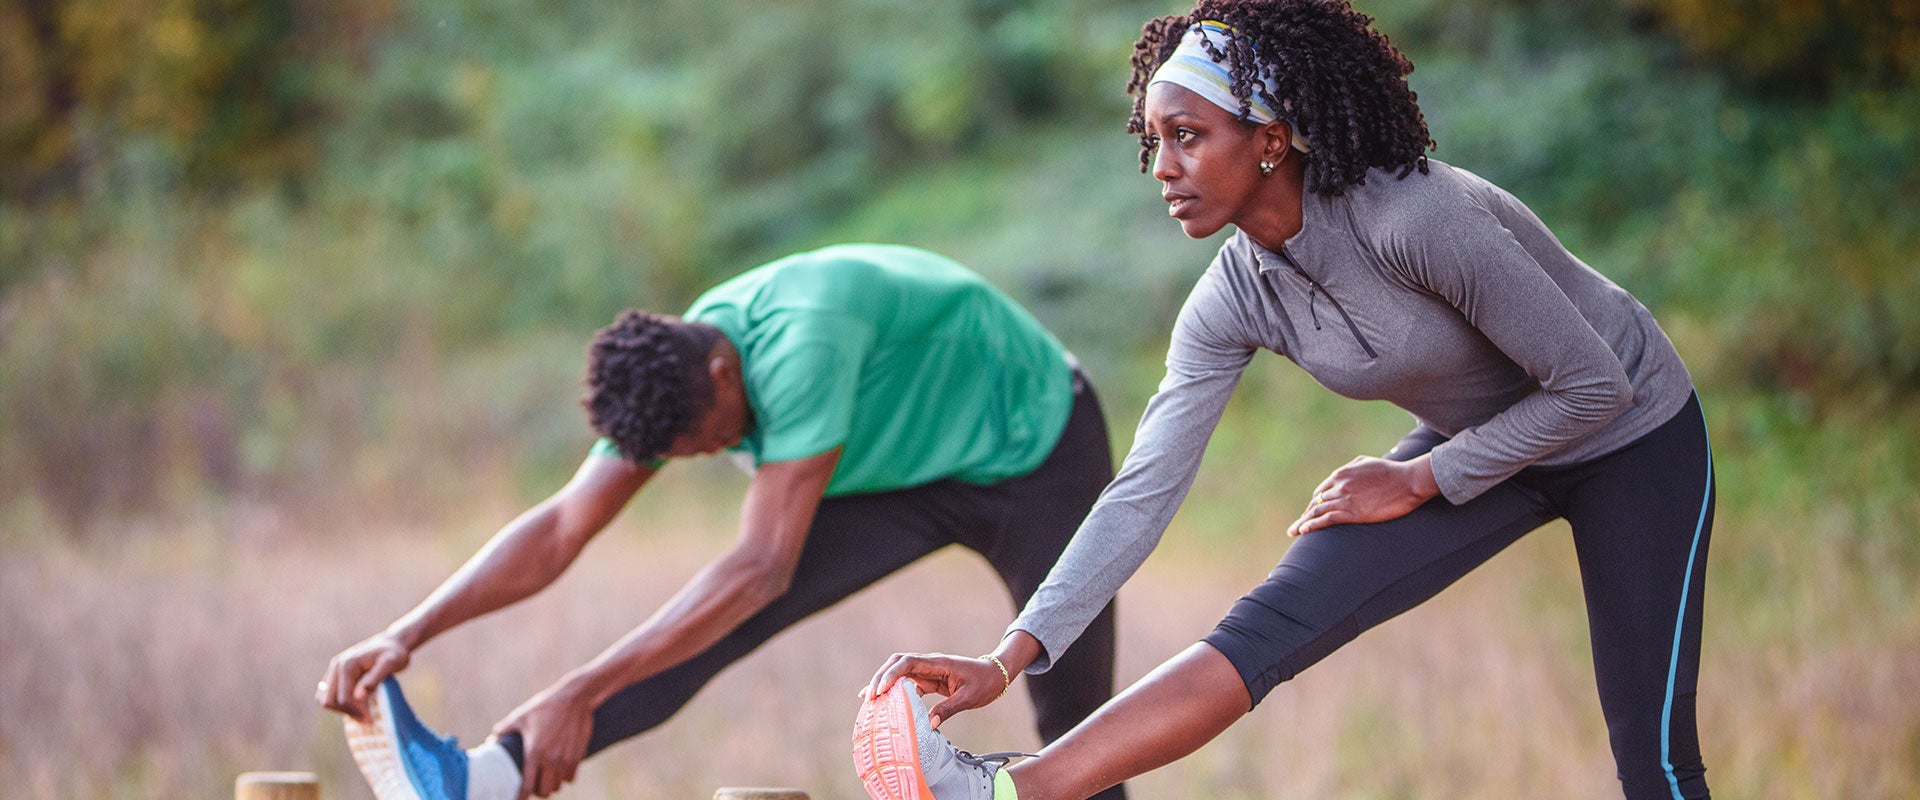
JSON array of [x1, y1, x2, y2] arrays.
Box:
[[1259, 160, 1275, 177]]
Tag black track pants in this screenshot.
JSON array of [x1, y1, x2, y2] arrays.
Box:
[[504, 376, 1128, 800], [1202, 393, 1715, 800]]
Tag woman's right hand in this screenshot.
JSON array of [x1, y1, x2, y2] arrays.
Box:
[[864, 652, 1011, 729], [317, 633, 412, 723]]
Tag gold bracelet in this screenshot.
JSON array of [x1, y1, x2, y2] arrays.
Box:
[[982, 654, 1012, 699]]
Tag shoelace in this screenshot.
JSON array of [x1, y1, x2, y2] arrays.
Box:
[[954, 749, 1037, 767]]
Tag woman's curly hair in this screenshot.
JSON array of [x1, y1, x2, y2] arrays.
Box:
[[582, 310, 723, 463], [1126, 0, 1434, 196]]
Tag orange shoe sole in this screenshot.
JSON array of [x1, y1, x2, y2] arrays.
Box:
[[852, 680, 936, 800]]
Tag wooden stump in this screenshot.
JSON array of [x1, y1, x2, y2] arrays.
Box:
[[713, 789, 809, 800], [235, 771, 319, 800]]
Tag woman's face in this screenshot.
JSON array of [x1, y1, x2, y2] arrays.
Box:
[[1143, 82, 1279, 240]]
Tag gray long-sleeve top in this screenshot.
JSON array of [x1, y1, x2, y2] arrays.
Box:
[[1010, 159, 1694, 672]]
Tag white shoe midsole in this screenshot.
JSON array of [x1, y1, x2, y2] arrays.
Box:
[[344, 682, 426, 800]]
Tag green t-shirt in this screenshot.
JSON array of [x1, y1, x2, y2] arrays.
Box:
[[592, 244, 1075, 497]]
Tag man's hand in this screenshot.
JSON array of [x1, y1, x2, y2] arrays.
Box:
[[493, 683, 596, 799], [1286, 454, 1440, 536], [317, 632, 412, 723]]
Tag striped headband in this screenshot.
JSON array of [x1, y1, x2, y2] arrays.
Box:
[[1148, 21, 1311, 152]]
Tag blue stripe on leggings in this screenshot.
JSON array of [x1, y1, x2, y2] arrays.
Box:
[[1661, 402, 1712, 800]]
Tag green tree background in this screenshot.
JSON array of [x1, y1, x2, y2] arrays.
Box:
[[5, 0, 1914, 534]]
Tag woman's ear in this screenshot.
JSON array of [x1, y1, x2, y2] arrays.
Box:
[[1262, 119, 1293, 164]]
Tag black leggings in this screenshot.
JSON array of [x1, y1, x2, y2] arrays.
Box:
[[1202, 393, 1714, 800], [505, 377, 1128, 800]]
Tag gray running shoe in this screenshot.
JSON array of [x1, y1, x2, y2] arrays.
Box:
[[852, 679, 1028, 800]]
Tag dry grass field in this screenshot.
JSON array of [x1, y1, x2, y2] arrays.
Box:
[[4, 455, 1916, 800]]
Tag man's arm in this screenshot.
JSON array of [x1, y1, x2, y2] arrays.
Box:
[[318, 453, 651, 721], [493, 447, 840, 798]]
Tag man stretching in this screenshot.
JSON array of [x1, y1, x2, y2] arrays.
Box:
[[317, 244, 1127, 800]]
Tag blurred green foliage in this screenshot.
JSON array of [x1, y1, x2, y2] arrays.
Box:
[[1626, 0, 1920, 94], [0, 0, 392, 200], [0, 0, 1915, 552]]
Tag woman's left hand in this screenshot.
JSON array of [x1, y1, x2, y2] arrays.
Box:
[[1287, 454, 1440, 536]]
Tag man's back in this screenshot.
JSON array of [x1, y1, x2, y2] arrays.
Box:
[[685, 244, 1075, 496]]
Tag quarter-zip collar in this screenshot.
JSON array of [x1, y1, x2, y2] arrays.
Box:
[[1246, 181, 1339, 276], [1242, 191, 1379, 359]]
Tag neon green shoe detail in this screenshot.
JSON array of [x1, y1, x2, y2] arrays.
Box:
[[992, 768, 1018, 800]]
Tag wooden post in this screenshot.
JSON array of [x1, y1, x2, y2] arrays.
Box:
[[235, 771, 319, 800], [713, 789, 809, 800]]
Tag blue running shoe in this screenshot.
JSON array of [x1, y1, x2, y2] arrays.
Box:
[[344, 677, 469, 800]]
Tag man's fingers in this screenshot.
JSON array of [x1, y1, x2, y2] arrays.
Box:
[[337, 664, 366, 720], [560, 736, 583, 786], [530, 756, 553, 798], [519, 749, 544, 799], [553, 760, 570, 791], [353, 664, 384, 713], [517, 757, 534, 797], [326, 663, 347, 709]]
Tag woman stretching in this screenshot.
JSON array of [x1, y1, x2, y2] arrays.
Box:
[[854, 1, 1714, 799]]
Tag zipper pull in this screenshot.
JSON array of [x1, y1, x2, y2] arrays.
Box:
[[1294, 268, 1323, 330]]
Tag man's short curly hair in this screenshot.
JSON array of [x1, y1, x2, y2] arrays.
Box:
[[1126, 0, 1434, 196], [582, 310, 724, 463]]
